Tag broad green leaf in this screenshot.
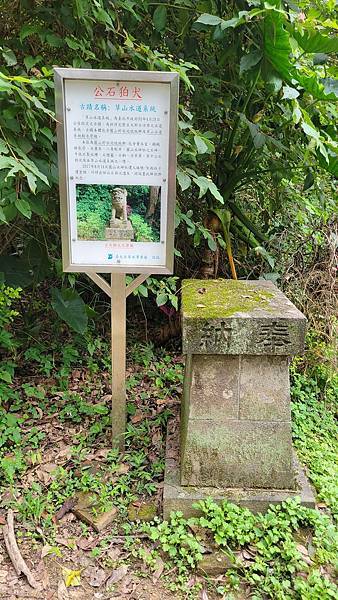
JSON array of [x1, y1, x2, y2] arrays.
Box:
[[292, 100, 302, 124], [136, 284, 148, 297], [247, 121, 266, 149], [46, 33, 64, 48], [40, 127, 54, 142], [0, 140, 9, 154], [0, 207, 7, 223], [29, 197, 46, 216], [194, 134, 209, 154], [51, 288, 88, 334], [220, 9, 262, 30], [282, 85, 299, 99], [221, 15, 246, 30], [177, 169, 191, 191], [319, 151, 338, 176], [27, 172, 37, 193], [207, 181, 224, 203], [301, 121, 320, 142], [2, 48, 17, 66], [240, 50, 262, 75], [153, 6, 167, 31], [15, 197, 32, 218], [24, 55, 40, 71], [194, 175, 209, 198], [264, 12, 293, 81], [156, 292, 168, 306], [65, 37, 81, 50], [2, 204, 17, 222], [194, 176, 223, 203], [293, 29, 338, 54], [0, 256, 33, 287], [0, 156, 14, 170], [195, 14, 223, 26], [297, 73, 338, 100], [0, 369, 12, 383], [264, 11, 337, 100], [207, 235, 217, 251]]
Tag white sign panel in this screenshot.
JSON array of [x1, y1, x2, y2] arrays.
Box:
[[54, 69, 179, 274]]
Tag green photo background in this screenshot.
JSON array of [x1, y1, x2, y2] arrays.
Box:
[[76, 184, 161, 242]]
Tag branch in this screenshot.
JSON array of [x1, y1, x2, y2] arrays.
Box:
[[3, 509, 40, 590]]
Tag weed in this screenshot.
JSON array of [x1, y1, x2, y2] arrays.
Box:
[[143, 512, 203, 573], [291, 346, 338, 518]]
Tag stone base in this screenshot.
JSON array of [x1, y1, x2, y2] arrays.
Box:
[[72, 492, 117, 532], [163, 421, 316, 520], [105, 226, 134, 241]]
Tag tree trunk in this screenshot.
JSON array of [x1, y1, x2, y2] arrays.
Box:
[[146, 186, 160, 219]]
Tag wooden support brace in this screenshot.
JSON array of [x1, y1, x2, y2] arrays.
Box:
[[86, 272, 112, 298], [125, 273, 149, 297], [85, 271, 151, 449]]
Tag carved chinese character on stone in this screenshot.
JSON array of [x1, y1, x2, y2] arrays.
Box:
[[199, 320, 232, 352], [105, 188, 134, 241], [256, 320, 292, 352]]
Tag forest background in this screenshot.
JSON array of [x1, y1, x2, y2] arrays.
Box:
[[0, 1, 337, 599]]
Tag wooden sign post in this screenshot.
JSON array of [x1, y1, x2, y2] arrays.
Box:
[[54, 68, 179, 449]]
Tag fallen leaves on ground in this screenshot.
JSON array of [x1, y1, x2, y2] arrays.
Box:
[[152, 557, 164, 582], [62, 567, 81, 587], [105, 564, 128, 587], [84, 565, 107, 587]]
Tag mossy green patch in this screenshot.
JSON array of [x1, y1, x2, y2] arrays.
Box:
[[182, 279, 275, 319]]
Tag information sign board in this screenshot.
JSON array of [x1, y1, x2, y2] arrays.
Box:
[[54, 69, 179, 274]]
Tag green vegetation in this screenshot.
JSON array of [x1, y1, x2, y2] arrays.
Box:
[[291, 339, 338, 519], [76, 184, 159, 241], [0, 0, 336, 306]]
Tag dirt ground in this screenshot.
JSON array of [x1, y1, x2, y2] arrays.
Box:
[[0, 530, 184, 599]]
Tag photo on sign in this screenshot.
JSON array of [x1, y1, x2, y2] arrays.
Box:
[[76, 184, 161, 243]]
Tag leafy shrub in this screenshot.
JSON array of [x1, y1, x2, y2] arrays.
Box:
[[0, 284, 20, 385], [129, 212, 157, 242], [77, 212, 106, 240], [291, 348, 338, 518]]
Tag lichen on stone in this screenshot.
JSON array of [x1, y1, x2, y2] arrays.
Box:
[[182, 279, 275, 319]]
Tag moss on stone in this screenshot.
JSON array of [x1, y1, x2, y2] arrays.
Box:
[[182, 279, 275, 319]]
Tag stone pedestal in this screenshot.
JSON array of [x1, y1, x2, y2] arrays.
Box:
[[163, 280, 315, 518], [105, 220, 134, 241]]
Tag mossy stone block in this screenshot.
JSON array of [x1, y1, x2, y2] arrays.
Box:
[[182, 279, 307, 355], [181, 419, 295, 489]]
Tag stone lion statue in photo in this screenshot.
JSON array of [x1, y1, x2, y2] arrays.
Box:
[[105, 187, 134, 240], [111, 187, 128, 226]]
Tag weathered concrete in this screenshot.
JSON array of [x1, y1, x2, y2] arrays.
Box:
[[182, 279, 307, 356], [239, 356, 291, 421], [163, 421, 316, 520], [163, 279, 313, 518], [187, 354, 240, 420], [105, 224, 134, 240], [181, 419, 295, 489]]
